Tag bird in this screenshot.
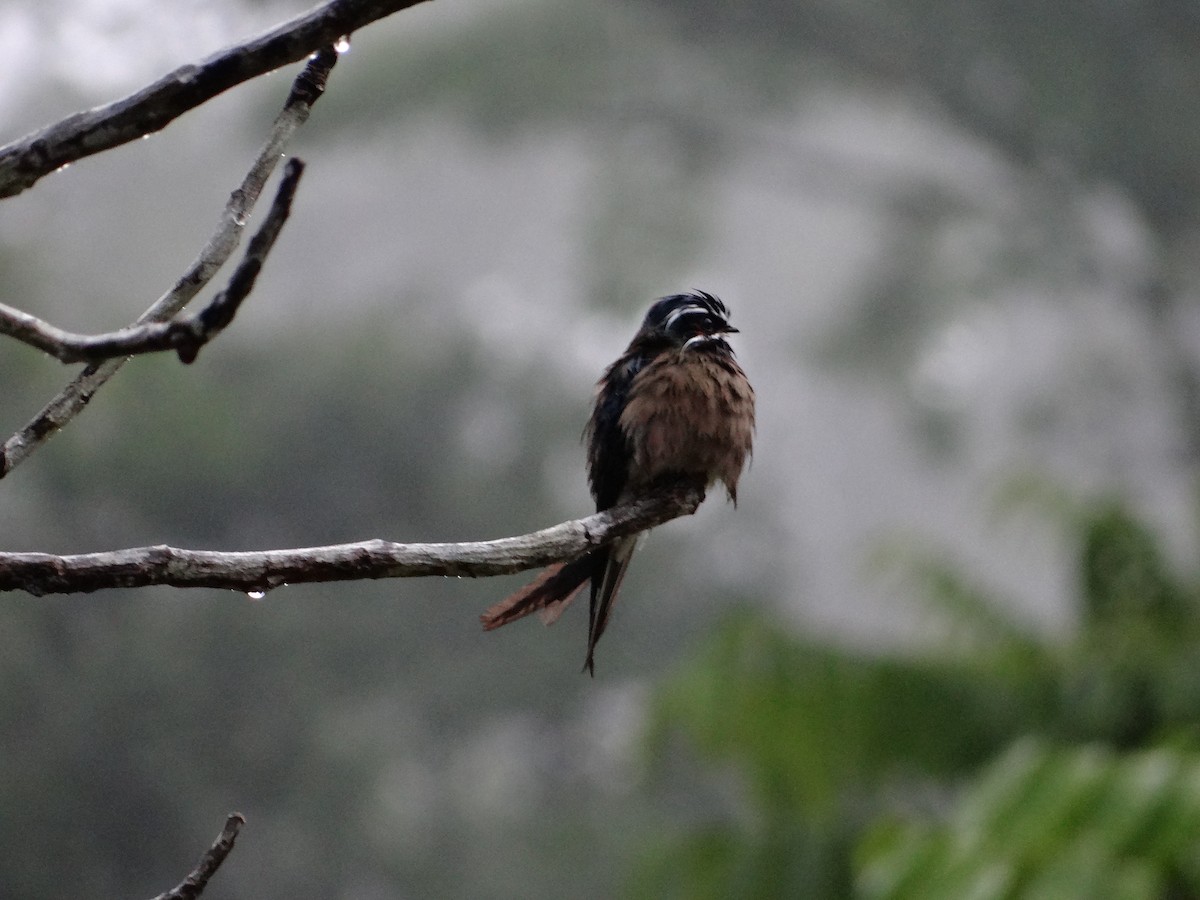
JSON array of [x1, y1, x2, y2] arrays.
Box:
[[480, 290, 756, 675]]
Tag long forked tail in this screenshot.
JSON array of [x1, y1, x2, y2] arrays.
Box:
[[480, 553, 595, 631]]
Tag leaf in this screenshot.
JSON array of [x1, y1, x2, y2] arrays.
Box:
[[645, 612, 1049, 819], [857, 741, 1200, 900], [1078, 501, 1186, 628]]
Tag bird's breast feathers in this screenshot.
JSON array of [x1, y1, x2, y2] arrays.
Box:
[[618, 346, 755, 500]]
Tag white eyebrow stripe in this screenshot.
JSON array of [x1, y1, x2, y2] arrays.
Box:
[[664, 304, 707, 330], [682, 333, 721, 351]]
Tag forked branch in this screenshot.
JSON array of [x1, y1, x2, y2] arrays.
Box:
[[0, 45, 338, 479], [0, 159, 304, 364]]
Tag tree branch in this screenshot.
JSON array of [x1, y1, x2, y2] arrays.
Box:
[[0, 486, 705, 596], [0, 159, 304, 365], [0, 0, 430, 199], [149, 814, 245, 900], [0, 46, 339, 479]]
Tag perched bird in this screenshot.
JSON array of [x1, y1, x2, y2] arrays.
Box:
[[480, 291, 756, 674]]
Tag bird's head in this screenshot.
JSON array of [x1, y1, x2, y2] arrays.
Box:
[[639, 290, 738, 350]]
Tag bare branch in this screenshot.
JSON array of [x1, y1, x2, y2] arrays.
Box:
[[0, 47, 338, 479], [0, 486, 706, 596], [0, 0, 430, 199], [0, 159, 304, 365], [149, 814, 245, 900]]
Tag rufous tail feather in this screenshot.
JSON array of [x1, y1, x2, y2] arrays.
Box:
[[480, 554, 594, 631]]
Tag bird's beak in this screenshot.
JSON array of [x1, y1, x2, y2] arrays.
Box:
[[723, 325, 740, 334]]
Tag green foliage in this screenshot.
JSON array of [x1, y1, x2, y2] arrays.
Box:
[[857, 740, 1200, 900], [637, 494, 1200, 897], [631, 817, 856, 900], [634, 608, 1051, 899], [1079, 501, 1190, 629], [645, 612, 1046, 820]]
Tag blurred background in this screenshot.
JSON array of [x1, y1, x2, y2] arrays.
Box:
[[4, 0, 1200, 896]]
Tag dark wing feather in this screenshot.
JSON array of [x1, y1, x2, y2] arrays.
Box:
[[586, 354, 645, 510]]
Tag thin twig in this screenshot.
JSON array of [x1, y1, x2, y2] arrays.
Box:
[[150, 814, 245, 900], [0, 159, 304, 364], [0, 48, 338, 479], [0, 0, 430, 199], [0, 487, 705, 596]]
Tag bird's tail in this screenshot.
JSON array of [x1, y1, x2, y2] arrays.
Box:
[[584, 536, 637, 676], [480, 553, 595, 631]]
